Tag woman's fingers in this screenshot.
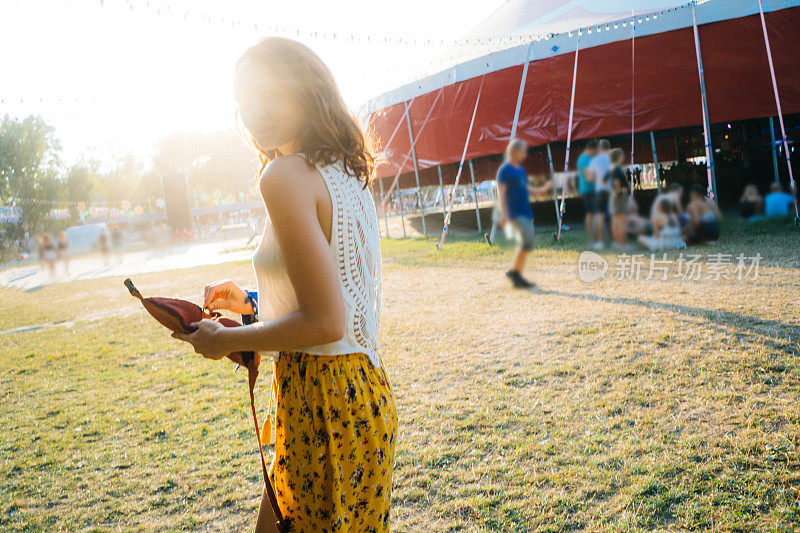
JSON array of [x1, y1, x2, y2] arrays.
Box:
[[203, 280, 231, 308], [171, 331, 190, 342]]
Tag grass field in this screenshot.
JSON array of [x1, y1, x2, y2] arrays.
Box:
[[1, 220, 799, 531]]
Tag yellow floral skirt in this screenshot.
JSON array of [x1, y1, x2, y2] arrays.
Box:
[[269, 352, 397, 532]]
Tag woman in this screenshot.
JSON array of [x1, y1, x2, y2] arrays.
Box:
[[172, 37, 397, 532], [638, 198, 685, 251], [56, 231, 70, 277], [607, 148, 629, 249], [41, 233, 57, 278]]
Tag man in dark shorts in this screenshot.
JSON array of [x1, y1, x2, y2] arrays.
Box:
[[497, 139, 549, 288], [577, 140, 598, 244], [587, 139, 611, 249]]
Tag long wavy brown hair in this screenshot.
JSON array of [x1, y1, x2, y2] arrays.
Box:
[[235, 37, 374, 187]]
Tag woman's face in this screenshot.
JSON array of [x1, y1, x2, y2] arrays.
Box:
[[234, 58, 304, 153]]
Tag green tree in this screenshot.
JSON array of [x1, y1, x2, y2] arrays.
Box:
[[0, 115, 63, 238], [64, 161, 100, 221]]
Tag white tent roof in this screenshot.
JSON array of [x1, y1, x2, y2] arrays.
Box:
[[464, 0, 689, 41], [364, 0, 798, 114]]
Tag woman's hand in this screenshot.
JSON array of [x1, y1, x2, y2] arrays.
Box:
[[203, 279, 252, 315], [172, 319, 230, 360]]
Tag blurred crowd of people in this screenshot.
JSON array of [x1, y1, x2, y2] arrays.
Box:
[[577, 139, 725, 251], [2, 206, 264, 279], [34, 232, 71, 278]]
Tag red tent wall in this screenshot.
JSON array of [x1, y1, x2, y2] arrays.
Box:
[[369, 7, 800, 179]]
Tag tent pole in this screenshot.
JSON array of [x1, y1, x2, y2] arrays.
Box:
[[378, 178, 390, 238], [558, 32, 581, 240], [757, 0, 798, 217], [650, 131, 662, 193], [630, 11, 636, 197], [377, 85, 423, 170], [468, 160, 482, 233], [691, 2, 718, 204], [769, 117, 780, 184], [546, 144, 559, 225], [439, 76, 485, 249], [437, 165, 447, 219], [404, 101, 428, 237], [510, 43, 533, 140], [379, 87, 445, 208]]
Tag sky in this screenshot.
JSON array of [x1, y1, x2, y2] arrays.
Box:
[[0, 0, 503, 167]]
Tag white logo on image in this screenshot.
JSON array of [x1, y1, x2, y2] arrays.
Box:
[[578, 251, 608, 283]]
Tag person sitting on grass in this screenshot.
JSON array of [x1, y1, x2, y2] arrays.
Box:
[[625, 195, 649, 237], [685, 184, 721, 246], [639, 198, 685, 251], [739, 184, 763, 222], [651, 183, 685, 226], [496, 138, 550, 289], [764, 182, 796, 220], [607, 148, 630, 250]]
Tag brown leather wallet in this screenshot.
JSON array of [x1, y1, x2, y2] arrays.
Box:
[[124, 278, 287, 532]]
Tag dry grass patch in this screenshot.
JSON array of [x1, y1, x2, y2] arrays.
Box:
[[1, 222, 799, 531]]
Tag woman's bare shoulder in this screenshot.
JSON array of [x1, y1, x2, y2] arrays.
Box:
[[259, 155, 320, 201]]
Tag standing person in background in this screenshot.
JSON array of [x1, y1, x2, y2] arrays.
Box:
[[56, 231, 70, 277], [98, 227, 111, 266], [607, 148, 630, 249], [587, 139, 611, 249], [41, 233, 57, 279], [496, 139, 549, 288], [111, 225, 125, 264], [577, 140, 598, 245]]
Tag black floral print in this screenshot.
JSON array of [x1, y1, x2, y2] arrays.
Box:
[[269, 352, 397, 532]]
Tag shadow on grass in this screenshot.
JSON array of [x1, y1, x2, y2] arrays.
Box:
[[530, 286, 800, 354]]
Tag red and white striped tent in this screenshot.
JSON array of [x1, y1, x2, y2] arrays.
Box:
[[365, 0, 800, 190]]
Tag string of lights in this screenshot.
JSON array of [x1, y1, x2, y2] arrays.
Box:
[[3, 197, 108, 207], [87, 0, 697, 50], [2, 2, 698, 108]]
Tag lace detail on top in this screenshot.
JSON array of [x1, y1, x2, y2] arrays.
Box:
[[252, 159, 382, 367]]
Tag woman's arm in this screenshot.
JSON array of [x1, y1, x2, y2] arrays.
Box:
[[175, 157, 345, 358]]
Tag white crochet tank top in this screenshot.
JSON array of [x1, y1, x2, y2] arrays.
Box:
[[252, 158, 382, 367]]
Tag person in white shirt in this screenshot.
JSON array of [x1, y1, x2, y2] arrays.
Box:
[[172, 37, 396, 532]]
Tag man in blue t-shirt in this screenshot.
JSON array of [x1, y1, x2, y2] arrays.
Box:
[[577, 140, 598, 244], [497, 139, 549, 288]]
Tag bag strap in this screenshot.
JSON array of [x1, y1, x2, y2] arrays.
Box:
[[124, 279, 285, 529], [247, 366, 289, 533]]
